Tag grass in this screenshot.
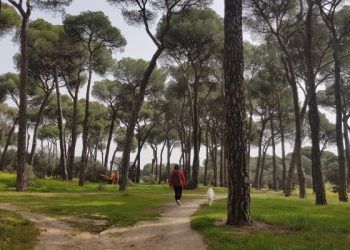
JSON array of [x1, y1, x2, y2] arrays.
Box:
[[0, 209, 39, 250], [192, 191, 350, 250], [0, 173, 223, 231]]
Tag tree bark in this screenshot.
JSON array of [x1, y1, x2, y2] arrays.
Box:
[[204, 126, 209, 186], [119, 48, 164, 191], [225, 0, 251, 226], [79, 54, 93, 186], [333, 42, 348, 202], [270, 114, 278, 191], [254, 118, 266, 189], [67, 88, 79, 180], [305, 0, 326, 205], [28, 88, 52, 166], [104, 110, 117, 170], [15, 2, 31, 192], [54, 72, 67, 180]]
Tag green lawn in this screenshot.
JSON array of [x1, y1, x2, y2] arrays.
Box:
[[0, 209, 39, 250], [192, 191, 350, 250], [0, 173, 223, 231]]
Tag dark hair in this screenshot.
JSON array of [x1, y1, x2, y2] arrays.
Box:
[[174, 164, 180, 170]]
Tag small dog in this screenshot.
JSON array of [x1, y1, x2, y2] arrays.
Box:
[[207, 188, 215, 207]]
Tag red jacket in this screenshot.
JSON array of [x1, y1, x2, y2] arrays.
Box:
[[169, 170, 187, 187]]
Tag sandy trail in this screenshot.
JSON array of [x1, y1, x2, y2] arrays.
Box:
[[0, 196, 216, 250]]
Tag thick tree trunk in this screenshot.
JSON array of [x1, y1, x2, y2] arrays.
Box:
[[16, 7, 31, 192], [305, 1, 326, 205], [224, 0, 251, 226], [0, 118, 18, 171], [55, 72, 67, 180], [333, 41, 348, 202], [119, 48, 164, 191]]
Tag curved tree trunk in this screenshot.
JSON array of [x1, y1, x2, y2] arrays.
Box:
[[119, 48, 164, 191], [224, 0, 251, 226]]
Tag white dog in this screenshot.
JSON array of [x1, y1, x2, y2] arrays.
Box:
[[207, 188, 215, 207]]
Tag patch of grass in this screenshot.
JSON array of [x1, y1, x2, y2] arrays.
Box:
[[0, 209, 39, 250], [0, 173, 220, 230], [192, 191, 350, 250]]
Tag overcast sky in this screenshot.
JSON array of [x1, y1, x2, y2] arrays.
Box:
[[0, 1, 224, 74]]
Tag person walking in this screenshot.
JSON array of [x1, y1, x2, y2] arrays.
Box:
[[169, 164, 187, 206]]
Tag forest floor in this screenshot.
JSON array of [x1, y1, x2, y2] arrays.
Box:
[[0, 197, 213, 250]]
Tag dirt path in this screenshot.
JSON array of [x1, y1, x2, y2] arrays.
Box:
[[0, 197, 214, 250]]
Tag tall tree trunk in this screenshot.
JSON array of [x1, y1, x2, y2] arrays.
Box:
[[119, 48, 164, 191], [16, 5, 31, 192], [333, 41, 348, 202], [166, 139, 171, 181], [54, 72, 67, 180], [211, 128, 218, 187], [28, 89, 52, 166], [254, 119, 266, 189], [191, 74, 200, 189], [270, 114, 278, 191], [158, 141, 166, 184], [277, 89, 287, 193], [104, 110, 117, 169], [110, 146, 118, 173], [224, 0, 251, 226], [204, 126, 209, 186], [0, 117, 18, 171], [305, 0, 326, 205], [259, 142, 269, 189], [220, 136, 224, 187], [67, 88, 79, 180], [343, 116, 350, 190], [79, 54, 93, 186], [283, 61, 306, 198]]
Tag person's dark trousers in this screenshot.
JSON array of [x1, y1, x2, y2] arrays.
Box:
[[173, 186, 183, 200]]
